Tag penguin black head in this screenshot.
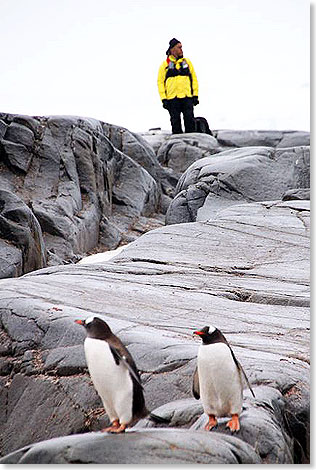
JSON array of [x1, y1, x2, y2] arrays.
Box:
[[75, 316, 113, 340], [193, 325, 218, 344]]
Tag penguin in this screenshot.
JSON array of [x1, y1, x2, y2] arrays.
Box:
[[192, 325, 255, 433], [75, 316, 148, 433]]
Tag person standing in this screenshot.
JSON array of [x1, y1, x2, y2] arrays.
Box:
[[157, 38, 199, 134]]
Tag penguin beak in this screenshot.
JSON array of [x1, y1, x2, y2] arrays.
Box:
[[75, 319, 85, 326], [193, 330, 203, 336]]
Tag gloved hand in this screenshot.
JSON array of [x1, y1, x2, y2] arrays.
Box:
[[162, 99, 169, 109], [193, 96, 199, 106]]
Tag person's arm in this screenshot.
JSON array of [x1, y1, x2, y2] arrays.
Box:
[[187, 59, 198, 98], [157, 61, 167, 101]]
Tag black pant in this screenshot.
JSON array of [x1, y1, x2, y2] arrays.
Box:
[[167, 97, 195, 134]]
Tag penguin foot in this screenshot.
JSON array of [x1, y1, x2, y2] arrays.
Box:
[[109, 424, 127, 434], [226, 414, 240, 433], [101, 419, 120, 433], [205, 414, 218, 431]]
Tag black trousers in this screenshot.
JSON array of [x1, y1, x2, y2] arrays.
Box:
[[167, 97, 195, 134]]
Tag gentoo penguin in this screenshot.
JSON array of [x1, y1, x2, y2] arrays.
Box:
[[192, 325, 255, 433], [75, 316, 148, 433]]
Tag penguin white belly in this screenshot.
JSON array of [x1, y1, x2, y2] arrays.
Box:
[[198, 343, 242, 417], [84, 337, 133, 424]]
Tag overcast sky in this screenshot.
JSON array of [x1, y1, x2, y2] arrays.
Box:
[[0, 0, 310, 133]]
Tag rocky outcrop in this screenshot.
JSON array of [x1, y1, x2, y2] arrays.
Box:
[[215, 130, 310, 149], [141, 129, 310, 182], [0, 199, 310, 463], [1, 115, 310, 280], [165, 145, 310, 225], [0, 114, 171, 279], [0, 115, 310, 463], [0, 189, 46, 278], [156, 133, 222, 180], [0, 429, 263, 464]]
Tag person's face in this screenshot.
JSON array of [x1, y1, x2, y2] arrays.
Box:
[[171, 43, 183, 58]]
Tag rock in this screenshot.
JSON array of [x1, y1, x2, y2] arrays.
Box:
[[0, 429, 262, 464], [140, 129, 170, 155], [166, 146, 310, 225], [0, 119, 7, 139], [282, 383, 310, 464], [0, 120, 35, 173], [215, 130, 309, 149], [165, 181, 211, 226], [0, 200, 309, 462], [101, 124, 175, 203], [0, 140, 33, 173], [157, 133, 222, 180], [216, 130, 284, 148], [191, 386, 294, 464], [102, 124, 161, 181], [4, 121, 35, 149], [0, 189, 46, 277], [0, 113, 170, 278], [0, 373, 103, 455], [282, 188, 310, 201], [0, 114, 310, 279], [277, 131, 310, 148], [0, 241, 22, 278], [142, 129, 309, 209], [159, 193, 173, 215]]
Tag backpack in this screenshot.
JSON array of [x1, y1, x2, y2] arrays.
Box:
[[194, 117, 213, 136]]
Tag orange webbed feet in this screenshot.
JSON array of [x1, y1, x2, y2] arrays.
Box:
[[205, 414, 218, 431], [101, 419, 120, 433], [109, 423, 127, 433], [226, 414, 240, 433]]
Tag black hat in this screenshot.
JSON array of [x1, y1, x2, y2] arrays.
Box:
[[166, 38, 181, 55]]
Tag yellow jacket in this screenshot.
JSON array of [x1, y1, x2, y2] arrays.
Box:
[[157, 55, 198, 101]]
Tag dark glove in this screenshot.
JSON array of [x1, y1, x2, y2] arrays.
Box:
[[162, 99, 169, 109], [193, 96, 199, 106]]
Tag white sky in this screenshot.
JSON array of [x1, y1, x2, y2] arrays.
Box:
[[0, 0, 310, 132]]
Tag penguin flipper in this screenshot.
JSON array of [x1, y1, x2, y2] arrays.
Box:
[[109, 345, 121, 365], [233, 354, 255, 398], [192, 366, 200, 399], [239, 363, 255, 398], [109, 345, 143, 389], [227, 345, 255, 398], [125, 360, 144, 389]]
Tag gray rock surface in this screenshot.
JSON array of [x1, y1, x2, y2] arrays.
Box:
[[0, 429, 262, 464], [215, 130, 310, 149], [141, 129, 309, 185], [0, 199, 310, 463], [282, 188, 310, 201], [141, 129, 310, 229], [0, 189, 46, 277], [1, 115, 310, 280], [166, 146, 310, 225], [0, 114, 171, 279], [140, 129, 171, 154], [141, 129, 310, 155], [157, 133, 222, 179]]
